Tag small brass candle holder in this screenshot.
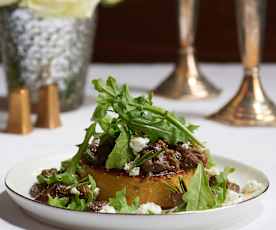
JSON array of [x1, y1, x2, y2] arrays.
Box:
[[35, 83, 62, 129], [208, 0, 276, 126], [6, 87, 32, 134], [154, 0, 220, 100]]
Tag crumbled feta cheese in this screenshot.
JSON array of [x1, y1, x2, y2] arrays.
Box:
[[205, 167, 219, 176], [124, 163, 140, 176], [130, 137, 149, 153], [137, 203, 162, 214], [129, 167, 140, 176], [124, 163, 131, 171], [242, 180, 264, 195], [70, 187, 80, 195], [94, 187, 100, 197], [99, 205, 116, 214], [106, 110, 119, 119], [181, 143, 190, 149], [205, 167, 220, 176], [223, 190, 244, 206]]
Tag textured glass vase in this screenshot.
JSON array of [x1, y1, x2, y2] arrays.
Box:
[[0, 7, 96, 111]]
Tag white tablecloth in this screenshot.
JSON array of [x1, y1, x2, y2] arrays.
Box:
[[0, 64, 275, 229]]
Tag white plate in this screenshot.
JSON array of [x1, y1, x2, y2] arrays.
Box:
[[5, 153, 269, 230]]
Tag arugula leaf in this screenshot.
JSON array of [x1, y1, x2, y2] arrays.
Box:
[[92, 103, 109, 123], [37, 124, 97, 187], [105, 127, 132, 169], [211, 167, 235, 206], [109, 188, 140, 213], [48, 194, 87, 211], [46, 175, 99, 211], [67, 195, 87, 211], [37, 172, 77, 186], [183, 164, 216, 211], [67, 123, 96, 174], [48, 196, 69, 208]]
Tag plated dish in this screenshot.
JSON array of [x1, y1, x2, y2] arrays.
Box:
[[5, 77, 269, 229]]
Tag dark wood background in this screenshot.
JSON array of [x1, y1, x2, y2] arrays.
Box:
[[93, 0, 276, 63]]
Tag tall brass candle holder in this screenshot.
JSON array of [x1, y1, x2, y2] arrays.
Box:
[[208, 0, 276, 126], [154, 0, 220, 100]]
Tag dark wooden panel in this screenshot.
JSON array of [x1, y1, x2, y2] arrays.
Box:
[[93, 0, 178, 63], [93, 0, 276, 63]]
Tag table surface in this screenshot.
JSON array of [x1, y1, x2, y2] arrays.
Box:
[[0, 64, 275, 230]]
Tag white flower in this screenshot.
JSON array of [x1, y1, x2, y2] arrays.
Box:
[[99, 204, 116, 214], [242, 180, 264, 195], [21, 0, 100, 18], [130, 137, 149, 153], [137, 203, 162, 214]]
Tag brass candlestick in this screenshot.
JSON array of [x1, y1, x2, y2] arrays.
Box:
[[35, 84, 62, 129], [6, 87, 32, 134], [154, 0, 220, 100], [208, 0, 276, 126]]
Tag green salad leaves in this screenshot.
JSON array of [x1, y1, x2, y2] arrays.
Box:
[[109, 188, 140, 213], [92, 77, 203, 147], [91, 76, 204, 170], [45, 175, 98, 211], [183, 164, 216, 211], [176, 164, 235, 211], [106, 127, 131, 169]]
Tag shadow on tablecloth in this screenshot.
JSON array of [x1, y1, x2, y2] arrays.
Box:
[[0, 191, 59, 230]]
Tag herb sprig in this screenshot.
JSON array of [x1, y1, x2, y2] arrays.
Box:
[[129, 150, 165, 170]]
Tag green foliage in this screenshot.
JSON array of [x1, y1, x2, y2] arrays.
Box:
[[108, 188, 140, 213], [48, 195, 87, 211], [91, 76, 203, 148], [182, 164, 216, 211], [105, 127, 132, 169], [211, 167, 235, 206], [37, 172, 77, 186], [67, 123, 97, 174], [176, 165, 235, 212], [67, 196, 87, 211], [48, 196, 69, 209], [46, 175, 98, 211]]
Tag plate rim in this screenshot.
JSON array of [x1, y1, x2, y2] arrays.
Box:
[[5, 154, 270, 216]]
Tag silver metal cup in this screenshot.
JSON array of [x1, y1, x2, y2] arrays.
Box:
[[0, 6, 96, 111]]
